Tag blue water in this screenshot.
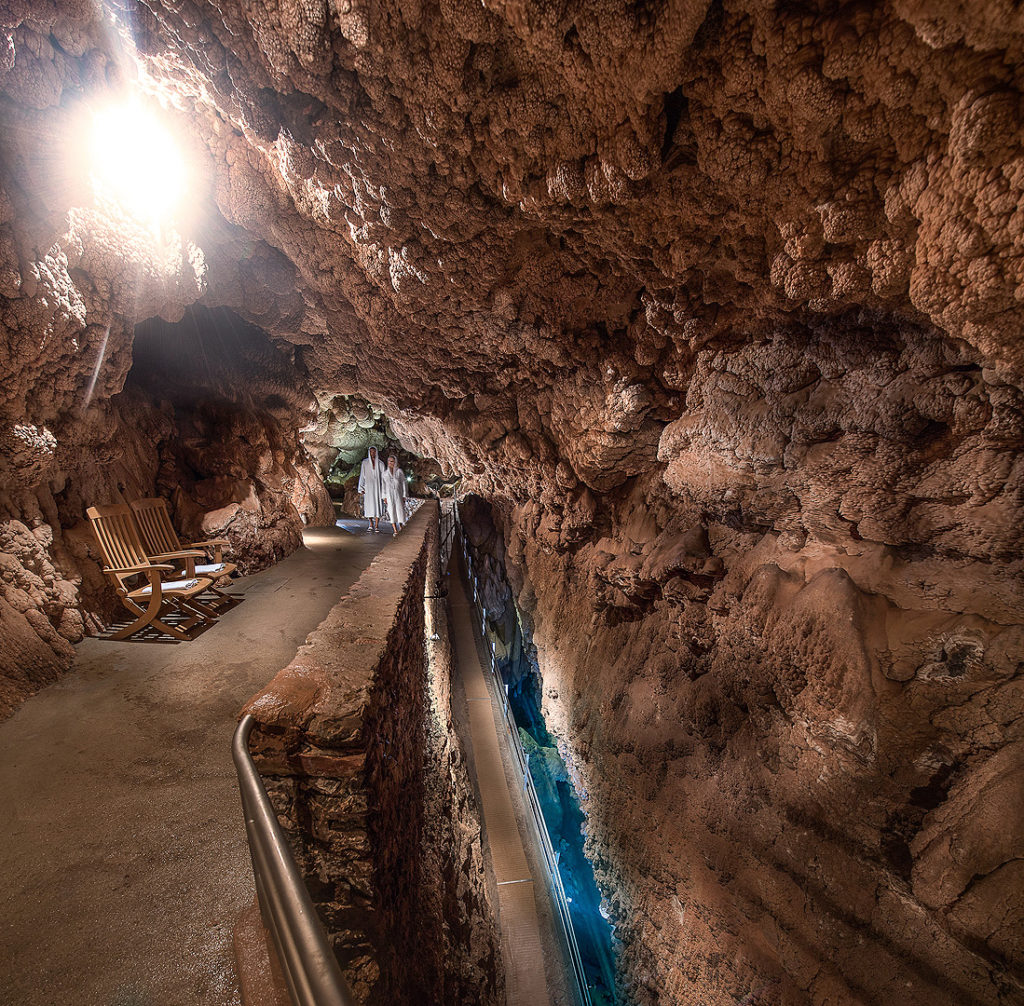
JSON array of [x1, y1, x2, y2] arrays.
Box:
[[499, 618, 622, 1006]]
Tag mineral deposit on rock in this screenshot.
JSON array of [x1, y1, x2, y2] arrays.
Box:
[[1, 0, 1022, 1002]]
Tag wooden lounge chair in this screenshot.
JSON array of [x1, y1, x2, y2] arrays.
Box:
[[130, 496, 237, 610], [86, 504, 217, 640]]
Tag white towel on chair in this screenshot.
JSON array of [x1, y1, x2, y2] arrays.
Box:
[[137, 578, 200, 595]]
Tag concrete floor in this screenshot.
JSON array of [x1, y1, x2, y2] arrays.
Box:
[[0, 524, 388, 1006]]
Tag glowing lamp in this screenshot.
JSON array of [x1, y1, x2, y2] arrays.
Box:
[[88, 102, 186, 222]]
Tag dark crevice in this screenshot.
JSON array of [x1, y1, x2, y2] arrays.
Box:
[[460, 496, 623, 1004], [661, 85, 687, 162]]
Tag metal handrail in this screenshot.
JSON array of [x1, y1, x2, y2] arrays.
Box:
[[232, 714, 357, 1006], [454, 521, 593, 1006]]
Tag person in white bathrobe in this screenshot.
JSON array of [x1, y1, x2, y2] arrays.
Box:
[[382, 454, 408, 537], [357, 447, 385, 532]]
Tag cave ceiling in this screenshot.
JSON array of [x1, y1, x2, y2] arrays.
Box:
[[5, 0, 1024, 502]]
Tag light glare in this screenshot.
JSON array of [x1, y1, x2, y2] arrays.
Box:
[[90, 103, 186, 222]]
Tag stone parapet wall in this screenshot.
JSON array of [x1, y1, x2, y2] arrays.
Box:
[[243, 501, 502, 1006]]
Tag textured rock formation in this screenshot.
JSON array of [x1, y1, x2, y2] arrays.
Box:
[[1, 0, 1023, 1002], [305, 393, 440, 514], [127, 307, 333, 568], [305, 394, 393, 477]]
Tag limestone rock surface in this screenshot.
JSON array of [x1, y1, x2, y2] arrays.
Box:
[[1, 0, 1023, 1003]]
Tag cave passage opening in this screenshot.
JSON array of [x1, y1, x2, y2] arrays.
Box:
[[51, 303, 340, 586], [461, 497, 622, 1006], [314, 395, 456, 525], [125, 305, 453, 540]]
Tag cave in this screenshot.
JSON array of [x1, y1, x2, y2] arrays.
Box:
[[1, 0, 1023, 1005]]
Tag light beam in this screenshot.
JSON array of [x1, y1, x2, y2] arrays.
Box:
[[87, 101, 187, 223]]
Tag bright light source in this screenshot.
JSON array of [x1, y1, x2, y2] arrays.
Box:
[[89, 101, 186, 222]]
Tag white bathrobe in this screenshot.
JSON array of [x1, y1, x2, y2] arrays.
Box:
[[382, 467, 408, 525], [358, 454, 385, 518]]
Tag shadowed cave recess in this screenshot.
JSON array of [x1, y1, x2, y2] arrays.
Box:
[[1, 0, 1023, 1003]]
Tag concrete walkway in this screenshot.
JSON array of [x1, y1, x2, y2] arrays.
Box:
[[448, 551, 564, 1006], [0, 524, 388, 1006]]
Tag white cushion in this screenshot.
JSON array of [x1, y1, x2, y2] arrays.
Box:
[[137, 578, 200, 595], [195, 563, 226, 575]]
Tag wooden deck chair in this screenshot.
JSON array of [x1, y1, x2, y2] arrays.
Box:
[[86, 504, 216, 641], [130, 497, 237, 609]]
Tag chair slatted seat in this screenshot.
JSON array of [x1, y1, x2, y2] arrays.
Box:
[[130, 497, 237, 609], [86, 504, 217, 641]]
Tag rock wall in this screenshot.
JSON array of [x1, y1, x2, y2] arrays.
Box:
[[126, 307, 333, 569], [498, 371, 1024, 1006], [242, 503, 502, 1005], [1, 0, 1023, 1002], [305, 395, 394, 477]]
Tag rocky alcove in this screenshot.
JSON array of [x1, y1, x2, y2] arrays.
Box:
[[2, 0, 1023, 1003]]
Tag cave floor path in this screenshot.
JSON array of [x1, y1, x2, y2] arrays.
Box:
[[447, 549, 573, 1006], [0, 523, 388, 1006]]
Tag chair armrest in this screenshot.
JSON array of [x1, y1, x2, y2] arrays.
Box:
[[105, 562, 173, 574], [149, 549, 204, 576], [187, 538, 230, 562]]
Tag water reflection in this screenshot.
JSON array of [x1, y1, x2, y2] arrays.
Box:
[[502, 618, 621, 1006]]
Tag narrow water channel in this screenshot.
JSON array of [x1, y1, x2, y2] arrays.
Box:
[[499, 611, 621, 1006], [459, 495, 622, 1004]]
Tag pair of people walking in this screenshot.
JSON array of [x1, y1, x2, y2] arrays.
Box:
[[358, 447, 408, 536]]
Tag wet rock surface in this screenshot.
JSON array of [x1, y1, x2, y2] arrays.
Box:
[[1, 0, 1023, 1002]]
